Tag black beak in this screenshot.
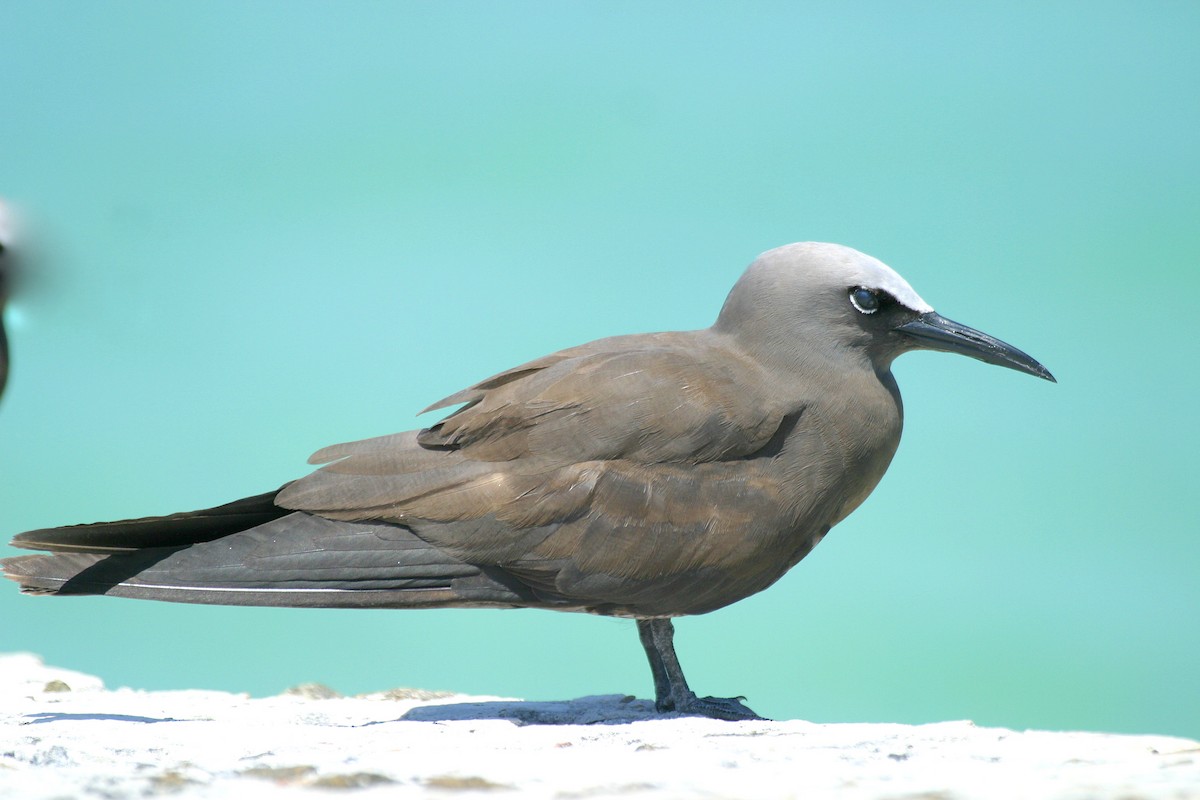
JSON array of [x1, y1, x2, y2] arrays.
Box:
[[897, 312, 1055, 383]]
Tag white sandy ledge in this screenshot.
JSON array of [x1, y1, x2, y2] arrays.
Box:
[[1, 653, 1197, 800]]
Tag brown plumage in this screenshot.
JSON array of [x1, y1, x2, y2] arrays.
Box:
[[2, 242, 1054, 720]]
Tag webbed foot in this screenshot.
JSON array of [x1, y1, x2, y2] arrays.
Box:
[[658, 690, 765, 721]]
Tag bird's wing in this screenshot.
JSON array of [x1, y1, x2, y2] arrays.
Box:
[[419, 335, 785, 463], [276, 332, 792, 525]]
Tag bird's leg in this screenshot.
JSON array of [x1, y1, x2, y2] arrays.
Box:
[[635, 618, 764, 721]]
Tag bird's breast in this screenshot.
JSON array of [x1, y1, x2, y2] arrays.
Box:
[[762, 370, 904, 565]]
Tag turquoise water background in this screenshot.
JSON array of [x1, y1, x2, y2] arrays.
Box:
[[2, 3, 1197, 738]]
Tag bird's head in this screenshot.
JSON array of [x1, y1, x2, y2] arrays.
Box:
[[713, 242, 1055, 383]]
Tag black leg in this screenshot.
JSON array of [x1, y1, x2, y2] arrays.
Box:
[[635, 618, 764, 721], [637, 617, 674, 703]]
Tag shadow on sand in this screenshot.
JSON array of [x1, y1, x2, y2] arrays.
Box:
[[394, 694, 665, 726]]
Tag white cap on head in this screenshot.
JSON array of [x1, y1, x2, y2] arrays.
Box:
[[759, 242, 933, 314]]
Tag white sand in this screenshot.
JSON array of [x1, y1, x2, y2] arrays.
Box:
[[1, 652, 1196, 799]]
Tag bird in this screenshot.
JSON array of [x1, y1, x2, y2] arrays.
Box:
[[1, 242, 1054, 721], [0, 253, 9, 400], [0, 198, 14, 400]]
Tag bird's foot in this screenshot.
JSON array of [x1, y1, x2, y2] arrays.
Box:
[[657, 691, 766, 721]]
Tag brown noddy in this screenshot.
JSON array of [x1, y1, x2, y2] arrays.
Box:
[[1, 242, 1054, 720]]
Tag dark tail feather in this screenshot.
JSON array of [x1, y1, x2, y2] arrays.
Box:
[[1, 549, 175, 596], [3, 509, 544, 611], [9, 489, 290, 553]]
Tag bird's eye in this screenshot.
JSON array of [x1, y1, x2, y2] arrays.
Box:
[[849, 287, 881, 314]]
